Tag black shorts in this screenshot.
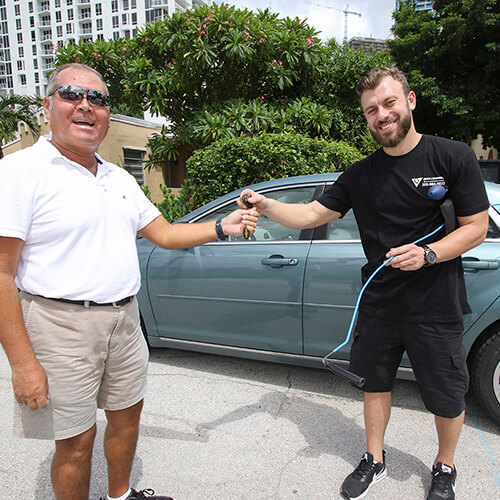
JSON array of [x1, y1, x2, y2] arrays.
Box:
[[349, 313, 469, 418]]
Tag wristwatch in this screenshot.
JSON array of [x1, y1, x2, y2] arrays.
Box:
[[422, 245, 437, 266], [215, 218, 227, 241]]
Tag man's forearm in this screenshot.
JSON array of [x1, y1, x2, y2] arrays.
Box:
[[431, 210, 489, 263]]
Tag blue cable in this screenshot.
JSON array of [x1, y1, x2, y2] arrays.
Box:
[[323, 223, 445, 360]]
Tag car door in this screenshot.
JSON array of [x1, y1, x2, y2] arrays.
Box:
[[146, 184, 319, 353], [303, 207, 366, 360]]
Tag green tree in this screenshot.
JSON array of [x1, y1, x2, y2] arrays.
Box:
[[0, 94, 41, 159], [55, 2, 326, 159], [389, 0, 500, 149], [313, 39, 394, 154]]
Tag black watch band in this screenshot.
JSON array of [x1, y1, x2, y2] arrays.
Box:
[[215, 218, 227, 241]]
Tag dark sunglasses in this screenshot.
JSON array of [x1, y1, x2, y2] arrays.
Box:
[[48, 85, 111, 107]]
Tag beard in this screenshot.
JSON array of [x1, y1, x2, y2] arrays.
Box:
[[369, 106, 413, 148]]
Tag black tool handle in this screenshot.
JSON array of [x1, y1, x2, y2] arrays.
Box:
[[241, 194, 253, 239], [322, 359, 365, 388]]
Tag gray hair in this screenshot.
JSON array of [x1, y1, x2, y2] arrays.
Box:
[[46, 63, 108, 97], [356, 66, 410, 97]]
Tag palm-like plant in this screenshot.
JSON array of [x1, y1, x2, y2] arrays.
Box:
[[0, 94, 42, 159]]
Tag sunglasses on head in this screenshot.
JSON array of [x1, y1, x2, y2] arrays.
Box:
[[49, 85, 111, 107]]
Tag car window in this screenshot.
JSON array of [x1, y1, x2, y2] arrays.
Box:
[[196, 186, 317, 242], [325, 210, 360, 240]]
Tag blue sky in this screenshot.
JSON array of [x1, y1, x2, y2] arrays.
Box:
[[226, 1, 397, 42]]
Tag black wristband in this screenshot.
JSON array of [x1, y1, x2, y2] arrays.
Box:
[[215, 218, 227, 240]]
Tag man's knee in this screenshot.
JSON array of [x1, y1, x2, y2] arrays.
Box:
[[54, 425, 97, 462]]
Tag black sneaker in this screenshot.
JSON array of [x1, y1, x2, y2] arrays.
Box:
[[100, 489, 173, 500], [340, 451, 386, 500], [427, 462, 457, 500]]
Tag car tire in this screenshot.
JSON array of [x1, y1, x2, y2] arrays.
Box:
[[469, 326, 500, 425]]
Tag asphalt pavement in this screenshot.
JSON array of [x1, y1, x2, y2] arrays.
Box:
[[1, 347, 499, 499]]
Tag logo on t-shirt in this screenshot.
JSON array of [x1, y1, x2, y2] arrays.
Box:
[[411, 176, 445, 188]]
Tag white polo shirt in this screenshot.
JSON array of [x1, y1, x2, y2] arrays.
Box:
[[0, 136, 161, 302]]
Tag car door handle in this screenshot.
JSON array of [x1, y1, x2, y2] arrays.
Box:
[[462, 259, 499, 270], [261, 256, 299, 267]]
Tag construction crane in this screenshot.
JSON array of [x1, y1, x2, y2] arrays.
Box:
[[303, 1, 362, 44]]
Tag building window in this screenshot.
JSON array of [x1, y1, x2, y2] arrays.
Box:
[[35, 72, 39, 83], [113, 31, 120, 40], [31, 31, 36, 42], [18, 46, 23, 57], [56, 11, 62, 23], [32, 45, 37, 55], [123, 148, 146, 185], [14, 5, 20, 16], [112, 16, 119, 28], [131, 12, 137, 25], [66, 23, 73, 34], [19, 74, 26, 86], [67, 9, 73, 20], [97, 33, 104, 40], [122, 13, 128, 25], [15, 19, 21, 30], [95, 3, 102, 16], [30, 16, 35, 27], [123, 0, 129, 10], [131, 0, 136, 8], [17, 33, 22, 44], [16, 60, 24, 71], [57, 25, 63, 37], [33, 59, 38, 69], [67, 0, 73, 5], [55, 0, 61, 7], [123, 30, 130, 38], [112, 0, 118, 13], [96, 18, 103, 31]]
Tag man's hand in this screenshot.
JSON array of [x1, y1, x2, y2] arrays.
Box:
[[12, 359, 49, 410], [237, 189, 268, 213], [385, 243, 427, 271], [221, 208, 259, 237]]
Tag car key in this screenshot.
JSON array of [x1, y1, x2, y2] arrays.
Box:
[[241, 194, 253, 239]]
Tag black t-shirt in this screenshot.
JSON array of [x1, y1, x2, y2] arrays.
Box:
[[317, 135, 489, 323]]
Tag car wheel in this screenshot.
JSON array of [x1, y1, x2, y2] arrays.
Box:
[[469, 326, 500, 425]]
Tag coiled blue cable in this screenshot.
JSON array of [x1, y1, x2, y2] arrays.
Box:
[[323, 223, 445, 360]]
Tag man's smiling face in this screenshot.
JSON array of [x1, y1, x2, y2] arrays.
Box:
[[361, 75, 416, 149], [44, 67, 110, 157]]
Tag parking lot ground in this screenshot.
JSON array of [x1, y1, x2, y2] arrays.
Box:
[[1, 347, 499, 499]]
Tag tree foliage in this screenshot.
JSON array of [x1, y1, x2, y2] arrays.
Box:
[[313, 39, 393, 153], [0, 94, 42, 159], [389, 0, 500, 149]]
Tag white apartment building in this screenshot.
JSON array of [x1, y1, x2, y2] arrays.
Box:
[[0, 0, 206, 97]]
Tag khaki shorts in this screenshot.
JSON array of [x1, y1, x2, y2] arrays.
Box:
[[14, 292, 149, 440]]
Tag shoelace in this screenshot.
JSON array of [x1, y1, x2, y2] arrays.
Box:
[[135, 490, 156, 499], [352, 457, 376, 479]]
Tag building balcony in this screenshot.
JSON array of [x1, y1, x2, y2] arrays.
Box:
[[79, 28, 93, 35], [78, 13, 92, 21], [77, 0, 92, 5]]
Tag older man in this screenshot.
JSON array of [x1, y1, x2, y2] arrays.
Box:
[[239, 67, 489, 500], [0, 63, 257, 500]]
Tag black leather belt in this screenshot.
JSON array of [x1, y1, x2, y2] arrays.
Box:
[[43, 296, 134, 308]]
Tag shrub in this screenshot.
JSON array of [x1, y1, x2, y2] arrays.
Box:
[[186, 133, 362, 206]]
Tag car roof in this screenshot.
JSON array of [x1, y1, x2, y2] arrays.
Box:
[[177, 173, 341, 222]]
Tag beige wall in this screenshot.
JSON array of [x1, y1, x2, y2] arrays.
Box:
[[3, 111, 166, 203], [471, 135, 498, 160]]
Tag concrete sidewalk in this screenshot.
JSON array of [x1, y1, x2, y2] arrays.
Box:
[[1, 347, 499, 499]]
